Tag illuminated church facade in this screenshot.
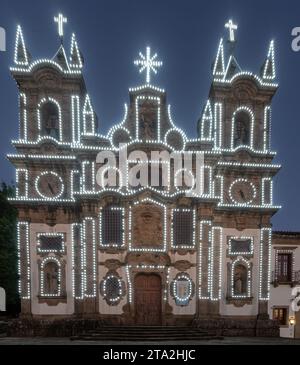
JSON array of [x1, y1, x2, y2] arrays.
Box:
[[8, 15, 286, 334]]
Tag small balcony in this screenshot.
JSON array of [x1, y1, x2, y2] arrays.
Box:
[[271, 270, 300, 287]]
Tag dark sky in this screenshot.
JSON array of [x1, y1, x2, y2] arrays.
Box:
[[0, 0, 299, 230]]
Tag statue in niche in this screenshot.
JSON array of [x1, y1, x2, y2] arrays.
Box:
[[139, 101, 156, 139], [234, 112, 250, 147], [45, 114, 59, 139], [44, 262, 59, 295], [233, 264, 247, 296], [132, 205, 163, 247]]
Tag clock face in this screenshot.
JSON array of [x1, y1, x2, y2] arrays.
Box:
[[229, 179, 256, 205], [36, 172, 64, 199]]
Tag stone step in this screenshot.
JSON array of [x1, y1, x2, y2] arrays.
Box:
[[71, 326, 222, 342]]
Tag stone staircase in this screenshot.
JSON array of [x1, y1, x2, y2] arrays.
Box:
[[70, 326, 223, 342]]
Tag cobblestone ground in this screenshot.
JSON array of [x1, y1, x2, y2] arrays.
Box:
[[0, 337, 300, 345]]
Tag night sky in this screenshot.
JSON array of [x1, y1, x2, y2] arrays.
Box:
[[0, 0, 299, 230]]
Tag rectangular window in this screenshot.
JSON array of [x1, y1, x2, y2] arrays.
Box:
[[277, 253, 292, 282], [37, 233, 64, 252], [172, 209, 195, 247], [228, 237, 253, 255], [100, 207, 124, 246], [273, 308, 287, 326]]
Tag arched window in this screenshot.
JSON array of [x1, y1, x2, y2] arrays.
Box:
[[233, 110, 251, 148], [42, 260, 60, 296], [41, 101, 60, 139], [233, 264, 248, 296]]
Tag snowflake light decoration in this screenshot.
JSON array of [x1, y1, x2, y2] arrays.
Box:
[[134, 46, 162, 84]]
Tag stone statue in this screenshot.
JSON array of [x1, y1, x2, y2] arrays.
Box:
[[45, 263, 59, 295], [234, 119, 249, 146], [45, 114, 59, 139]]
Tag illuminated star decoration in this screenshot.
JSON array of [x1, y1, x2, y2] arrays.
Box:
[[134, 46, 162, 84], [54, 13, 67, 39], [225, 19, 238, 42]]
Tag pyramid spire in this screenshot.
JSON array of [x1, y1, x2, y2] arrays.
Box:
[[261, 40, 276, 80], [212, 38, 225, 78], [70, 33, 83, 69], [52, 45, 70, 70], [14, 25, 30, 66], [224, 55, 242, 80], [199, 100, 213, 140]]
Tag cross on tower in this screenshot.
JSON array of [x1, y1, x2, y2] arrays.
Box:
[[225, 19, 238, 42], [134, 46, 162, 84], [54, 13, 67, 40]]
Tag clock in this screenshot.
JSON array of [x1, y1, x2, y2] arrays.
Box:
[[35, 171, 64, 199], [229, 178, 256, 205]]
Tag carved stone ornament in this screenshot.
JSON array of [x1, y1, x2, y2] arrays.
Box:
[[132, 204, 163, 248], [100, 270, 126, 306], [126, 252, 171, 266]]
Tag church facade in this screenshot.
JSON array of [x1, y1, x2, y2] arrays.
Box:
[[8, 15, 283, 332]]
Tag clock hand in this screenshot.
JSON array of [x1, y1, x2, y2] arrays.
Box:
[[48, 182, 54, 195], [239, 190, 245, 200]]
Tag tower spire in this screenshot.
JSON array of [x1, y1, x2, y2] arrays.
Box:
[[14, 25, 29, 66], [69, 33, 83, 69], [212, 38, 225, 78], [261, 40, 276, 80]]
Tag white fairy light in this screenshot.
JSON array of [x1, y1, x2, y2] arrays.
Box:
[[35, 171, 64, 199], [40, 256, 62, 297], [17, 221, 30, 299], [262, 177, 273, 206], [228, 236, 254, 256], [263, 106, 271, 151], [16, 168, 28, 198], [225, 19, 238, 42], [102, 275, 123, 303], [10, 59, 81, 75], [170, 208, 196, 249], [212, 38, 225, 77], [229, 178, 257, 206], [82, 217, 97, 298], [259, 227, 272, 300], [37, 97, 63, 141], [36, 232, 65, 253], [19, 93, 27, 141], [71, 223, 82, 299], [262, 40, 276, 80], [274, 249, 295, 282], [214, 102, 222, 149], [134, 46, 162, 84], [199, 220, 212, 300], [83, 94, 95, 135], [230, 106, 254, 150], [214, 71, 278, 88], [230, 257, 251, 298], [54, 13, 67, 38], [14, 25, 28, 66], [69, 33, 83, 69], [99, 206, 125, 247], [171, 273, 193, 305], [200, 100, 213, 141]]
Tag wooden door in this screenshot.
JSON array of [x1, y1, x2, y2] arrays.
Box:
[[134, 273, 162, 325]]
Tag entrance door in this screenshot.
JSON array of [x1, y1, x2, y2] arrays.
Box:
[[134, 273, 162, 325]]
